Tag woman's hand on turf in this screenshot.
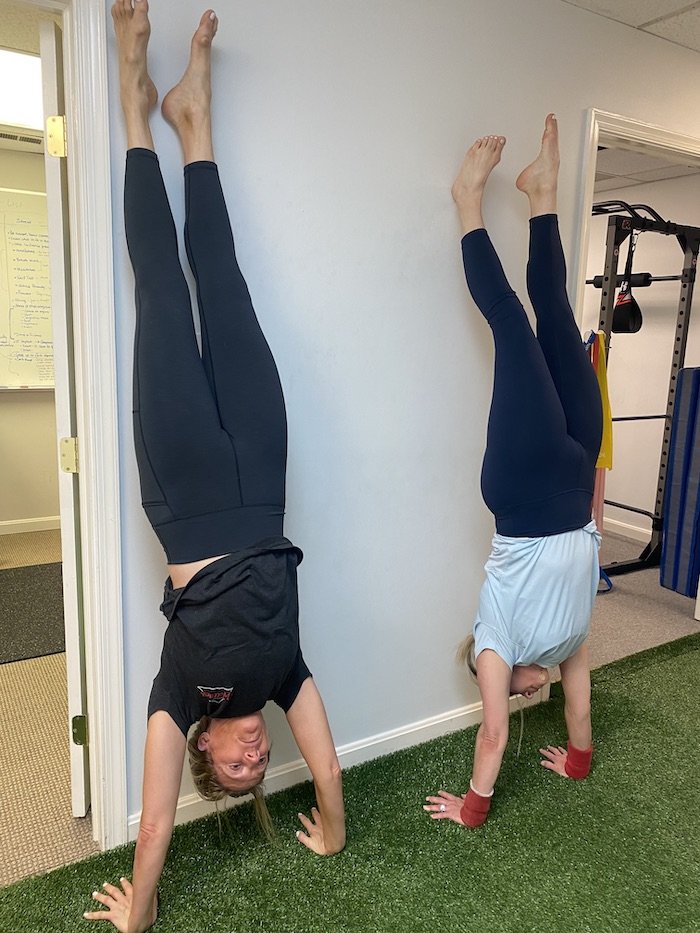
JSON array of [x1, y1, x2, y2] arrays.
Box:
[[539, 744, 570, 777], [83, 878, 156, 932], [296, 806, 336, 855], [423, 790, 466, 825], [83, 878, 133, 931]]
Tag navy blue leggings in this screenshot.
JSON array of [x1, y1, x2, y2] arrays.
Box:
[[461, 215, 602, 537], [124, 148, 287, 563]]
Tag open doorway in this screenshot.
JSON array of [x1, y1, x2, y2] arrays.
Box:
[[0, 0, 127, 883], [0, 20, 98, 886], [572, 110, 700, 668]]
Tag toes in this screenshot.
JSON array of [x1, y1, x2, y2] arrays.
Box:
[[476, 135, 505, 152], [195, 9, 218, 42], [543, 114, 558, 139], [112, 0, 149, 27]]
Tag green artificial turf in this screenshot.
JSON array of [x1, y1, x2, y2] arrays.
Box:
[[2, 634, 700, 933]]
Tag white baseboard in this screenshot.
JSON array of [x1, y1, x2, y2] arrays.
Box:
[[127, 688, 548, 840], [602, 516, 651, 544], [0, 516, 60, 535]]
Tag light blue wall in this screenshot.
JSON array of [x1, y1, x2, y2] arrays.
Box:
[[106, 0, 700, 813]]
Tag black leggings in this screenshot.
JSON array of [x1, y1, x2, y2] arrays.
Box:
[[124, 148, 287, 563], [461, 215, 603, 537]]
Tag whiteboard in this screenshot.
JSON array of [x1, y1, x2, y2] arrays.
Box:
[[0, 186, 54, 388]]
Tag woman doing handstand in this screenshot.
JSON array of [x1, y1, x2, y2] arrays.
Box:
[[85, 4, 345, 930], [425, 115, 603, 829]]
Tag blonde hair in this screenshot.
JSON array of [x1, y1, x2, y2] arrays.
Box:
[[456, 633, 478, 680], [188, 716, 275, 841]]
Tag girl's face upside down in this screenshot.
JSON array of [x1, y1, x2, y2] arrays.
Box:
[[197, 712, 270, 792], [509, 663, 549, 699]]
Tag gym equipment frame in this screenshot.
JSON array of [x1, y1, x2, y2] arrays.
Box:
[[589, 201, 700, 577]]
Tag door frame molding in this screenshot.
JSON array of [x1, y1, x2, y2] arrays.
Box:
[[27, 0, 127, 848], [571, 108, 700, 323], [572, 108, 700, 623]]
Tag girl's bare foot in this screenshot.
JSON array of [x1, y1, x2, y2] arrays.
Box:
[[162, 10, 218, 164], [451, 135, 506, 236], [515, 113, 559, 217], [112, 0, 157, 150]]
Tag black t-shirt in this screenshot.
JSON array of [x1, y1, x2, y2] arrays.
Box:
[[147, 537, 312, 736]]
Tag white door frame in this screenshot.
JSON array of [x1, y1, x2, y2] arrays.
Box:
[[27, 0, 127, 849], [571, 108, 700, 323], [572, 108, 700, 624], [40, 16, 91, 818]]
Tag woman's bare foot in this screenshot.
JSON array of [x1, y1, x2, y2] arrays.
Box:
[[515, 113, 559, 217], [162, 10, 218, 164], [112, 0, 158, 150], [451, 135, 506, 236]]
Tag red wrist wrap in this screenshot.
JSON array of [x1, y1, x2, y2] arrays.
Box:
[[460, 788, 492, 828], [564, 742, 593, 779]]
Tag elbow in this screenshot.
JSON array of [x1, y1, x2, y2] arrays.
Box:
[[475, 723, 509, 759], [330, 758, 342, 782], [322, 757, 343, 789], [311, 756, 343, 797], [564, 699, 591, 728], [136, 817, 172, 851]]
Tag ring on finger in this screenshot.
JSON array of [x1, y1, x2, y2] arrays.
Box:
[[439, 803, 446, 812]]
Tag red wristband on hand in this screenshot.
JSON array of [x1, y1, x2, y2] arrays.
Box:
[[564, 741, 593, 779], [460, 788, 492, 828]]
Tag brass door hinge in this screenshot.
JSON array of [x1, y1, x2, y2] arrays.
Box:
[[71, 715, 88, 747], [60, 436, 79, 473], [46, 114, 67, 158]]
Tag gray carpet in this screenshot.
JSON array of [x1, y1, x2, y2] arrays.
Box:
[[0, 563, 65, 664], [585, 533, 699, 671]]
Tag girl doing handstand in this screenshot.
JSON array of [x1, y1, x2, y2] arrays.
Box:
[[425, 115, 603, 828], [85, 4, 345, 930]]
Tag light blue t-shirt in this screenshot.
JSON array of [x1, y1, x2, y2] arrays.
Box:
[[473, 520, 601, 669]]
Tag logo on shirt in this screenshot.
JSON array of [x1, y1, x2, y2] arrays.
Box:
[[197, 685, 234, 703]]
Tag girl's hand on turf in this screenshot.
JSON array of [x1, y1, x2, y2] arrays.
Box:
[[423, 790, 467, 825], [83, 878, 156, 932], [83, 878, 133, 931], [539, 744, 570, 777], [296, 806, 336, 855]]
